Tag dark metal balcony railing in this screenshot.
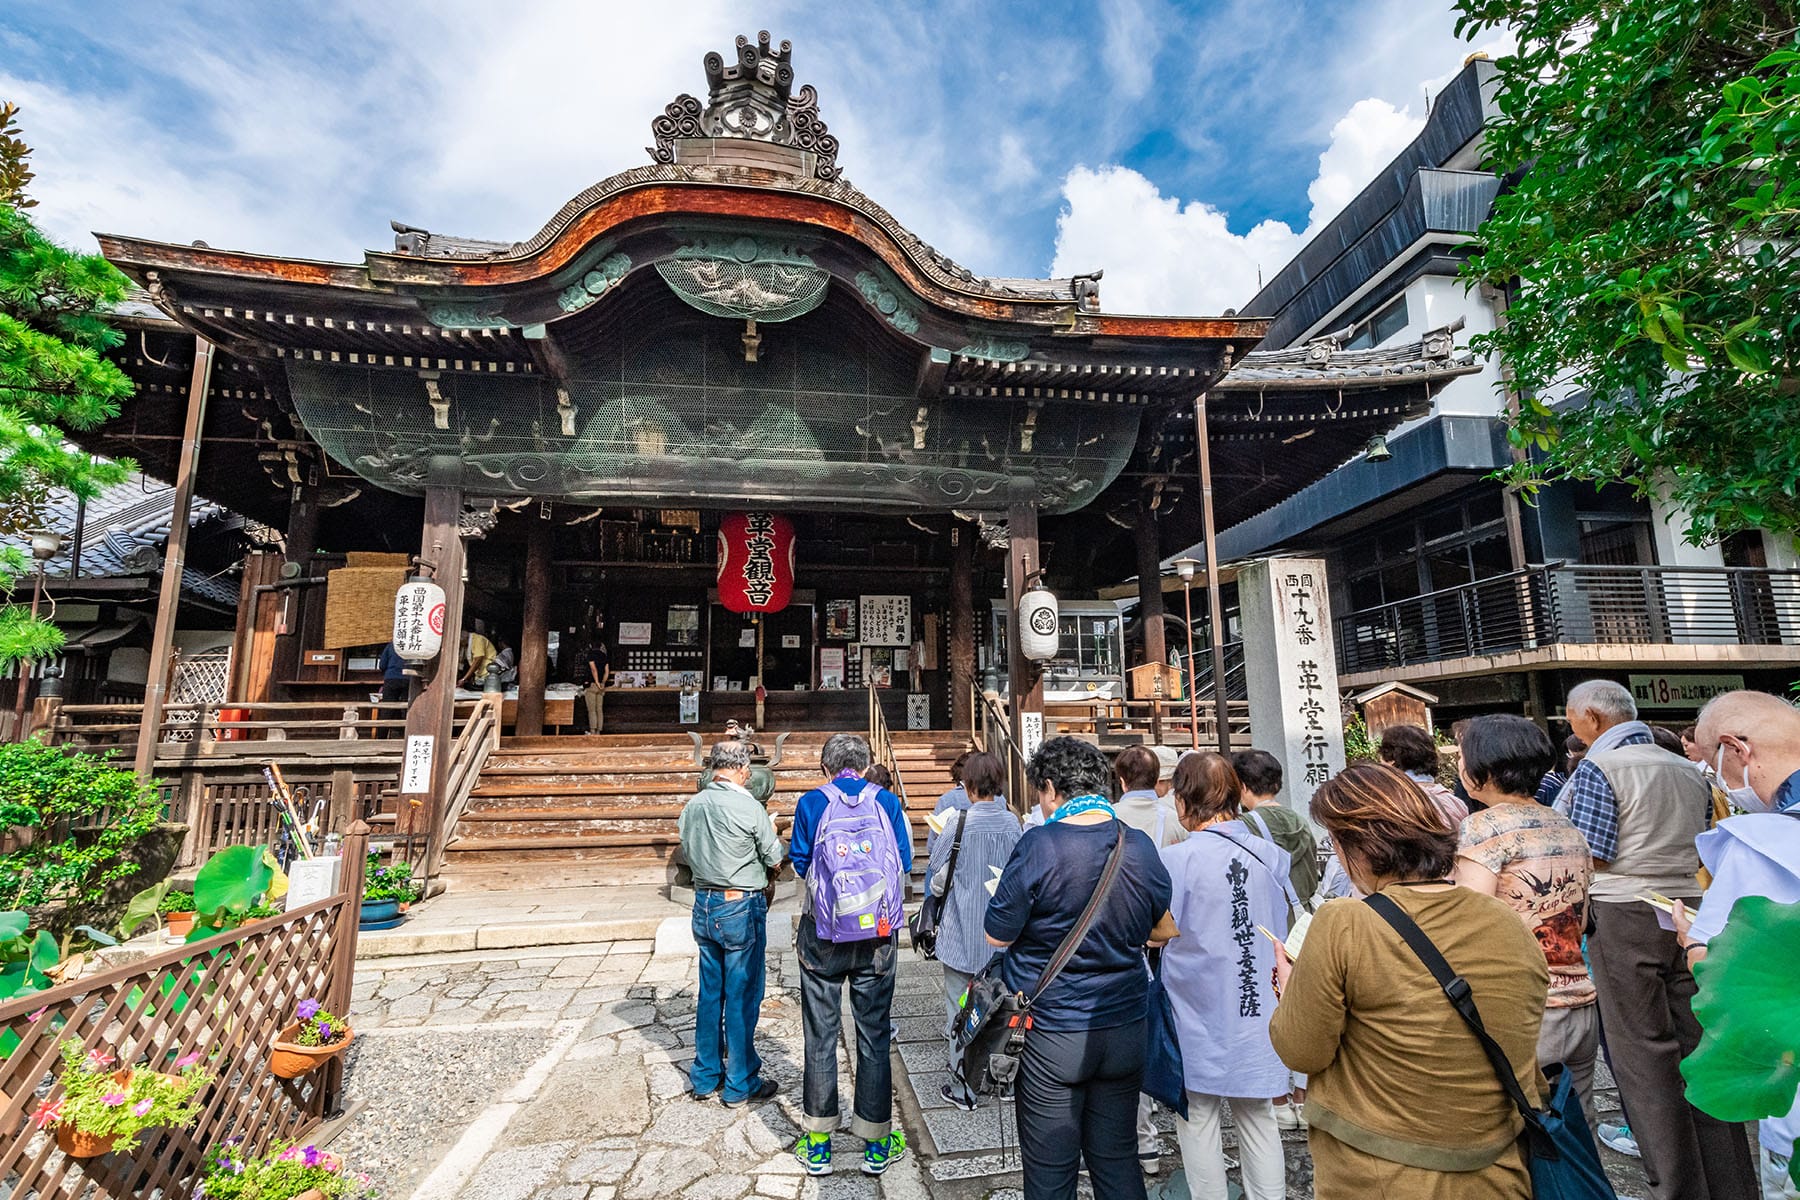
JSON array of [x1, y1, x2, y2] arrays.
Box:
[[1335, 564, 1800, 675]]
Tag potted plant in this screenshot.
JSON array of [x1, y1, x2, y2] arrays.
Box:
[[32, 1040, 209, 1158], [159, 890, 198, 940], [359, 856, 418, 929], [269, 999, 353, 1079], [196, 1141, 380, 1199]]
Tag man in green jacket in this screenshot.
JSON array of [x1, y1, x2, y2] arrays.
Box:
[[678, 739, 784, 1106]]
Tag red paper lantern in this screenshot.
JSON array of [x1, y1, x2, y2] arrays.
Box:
[[717, 512, 796, 614]]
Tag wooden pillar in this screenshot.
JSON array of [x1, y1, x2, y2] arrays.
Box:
[[1136, 503, 1169, 744], [515, 517, 553, 736], [949, 518, 976, 732], [406, 471, 465, 875], [135, 337, 215, 780], [230, 549, 284, 703], [1006, 501, 1044, 763], [270, 480, 321, 690], [1134, 501, 1167, 666], [1195, 395, 1232, 754]]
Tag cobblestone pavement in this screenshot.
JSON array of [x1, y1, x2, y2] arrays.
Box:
[[337, 924, 1654, 1200]]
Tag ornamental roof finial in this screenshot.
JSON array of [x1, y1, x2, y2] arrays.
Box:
[[647, 31, 841, 182]]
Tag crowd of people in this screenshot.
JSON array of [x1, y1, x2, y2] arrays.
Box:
[[673, 680, 1800, 1200]]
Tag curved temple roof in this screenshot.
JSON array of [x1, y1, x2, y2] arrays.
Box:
[[85, 31, 1478, 565]]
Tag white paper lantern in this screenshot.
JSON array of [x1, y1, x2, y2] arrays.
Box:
[[1019, 587, 1060, 662], [392, 578, 448, 661]]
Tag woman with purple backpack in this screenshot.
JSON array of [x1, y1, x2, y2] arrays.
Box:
[[986, 736, 1176, 1200], [787, 733, 913, 1178]]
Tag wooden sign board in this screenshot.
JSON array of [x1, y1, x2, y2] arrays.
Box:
[[1129, 662, 1183, 701]]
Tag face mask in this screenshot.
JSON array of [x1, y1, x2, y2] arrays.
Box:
[[1717, 744, 1771, 813]]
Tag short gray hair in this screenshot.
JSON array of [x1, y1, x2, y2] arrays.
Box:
[[820, 733, 872, 775], [1567, 679, 1637, 726], [709, 740, 751, 772]]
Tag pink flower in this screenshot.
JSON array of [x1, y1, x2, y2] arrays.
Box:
[[132, 1098, 153, 1117], [85, 1050, 115, 1070], [30, 1098, 64, 1128], [27, 1006, 46, 1023], [101, 1092, 127, 1107], [174, 1052, 201, 1069]]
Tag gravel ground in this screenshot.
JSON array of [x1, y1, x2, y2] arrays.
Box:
[[331, 1025, 557, 1195]]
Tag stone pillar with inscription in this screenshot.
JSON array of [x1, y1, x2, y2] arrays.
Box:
[[1240, 558, 1346, 832]]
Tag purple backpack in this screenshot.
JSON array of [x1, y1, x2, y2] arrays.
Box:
[[808, 780, 905, 942]]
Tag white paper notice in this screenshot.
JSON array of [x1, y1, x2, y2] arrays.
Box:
[[401, 734, 435, 794]]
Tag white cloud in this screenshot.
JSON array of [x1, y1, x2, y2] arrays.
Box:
[[1050, 95, 1426, 315]]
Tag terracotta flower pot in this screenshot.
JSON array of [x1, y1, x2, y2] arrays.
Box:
[[269, 1021, 354, 1079], [163, 912, 196, 939], [56, 1124, 118, 1159], [292, 1190, 326, 1200]]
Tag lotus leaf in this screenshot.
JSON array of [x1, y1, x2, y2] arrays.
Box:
[[193, 844, 273, 917], [1681, 894, 1800, 1180], [118, 880, 170, 939]]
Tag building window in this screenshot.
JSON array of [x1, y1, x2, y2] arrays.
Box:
[[1344, 296, 1409, 350], [1341, 485, 1512, 611]]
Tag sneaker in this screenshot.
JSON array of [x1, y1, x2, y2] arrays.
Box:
[[939, 1083, 978, 1112], [1275, 1099, 1308, 1130], [863, 1131, 907, 1176], [793, 1132, 833, 1176], [721, 1079, 779, 1108], [1598, 1122, 1640, 1158], [1139, 1151, 1161, 1175]]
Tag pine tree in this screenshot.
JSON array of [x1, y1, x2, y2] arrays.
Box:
[[0, 102, 135, 668]]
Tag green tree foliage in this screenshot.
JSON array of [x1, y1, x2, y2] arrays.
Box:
[[0, 740, 162, 911], [0, 102, 135, 666], [1455, 2, 1800, 542]]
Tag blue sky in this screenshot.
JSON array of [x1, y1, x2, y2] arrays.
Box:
[[0, 1, 1508, 314]]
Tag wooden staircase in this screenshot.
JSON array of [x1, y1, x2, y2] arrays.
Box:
[[443, 730, 974, 889]]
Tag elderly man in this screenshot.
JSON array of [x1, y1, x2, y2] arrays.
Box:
[[1681, 690, 1800, 1199], [677, 740, 783, 1108], [1558, 678, 1757, 1200], [788, 733, 912, 1178]]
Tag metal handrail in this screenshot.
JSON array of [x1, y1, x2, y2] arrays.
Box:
[[1335, 563, 1800, 673]]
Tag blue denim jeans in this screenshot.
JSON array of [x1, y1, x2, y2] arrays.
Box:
[[796, 919, 897, 1139], [689, 889, 769, 1102]]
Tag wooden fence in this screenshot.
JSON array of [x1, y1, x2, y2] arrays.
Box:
[[0, 825, 367, 1199], [37, 697, 502, 876]]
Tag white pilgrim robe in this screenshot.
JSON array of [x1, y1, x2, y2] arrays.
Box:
[[1159, 820, 1292, 1099]]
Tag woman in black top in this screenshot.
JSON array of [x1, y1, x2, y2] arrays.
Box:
[[985, 737, 1174, 1200]]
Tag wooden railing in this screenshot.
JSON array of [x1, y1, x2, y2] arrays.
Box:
[[972, 687, 1030, 813], [866, 683, 908, 809], [45, 699, 410, 759], [424, 694, 502, 878], [971, 686, 1252, 792], [41, 699, 497, 878], [0, 824, 368, 1198]]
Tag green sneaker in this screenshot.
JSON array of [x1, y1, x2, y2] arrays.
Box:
[[794, 1132, 833, 1176], [863, 1131, 907, 1176]]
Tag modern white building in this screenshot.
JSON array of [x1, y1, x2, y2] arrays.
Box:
[[1215, 56, 1800, 727]]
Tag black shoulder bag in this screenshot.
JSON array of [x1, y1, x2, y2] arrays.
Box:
[[909, 807, 967, 959], [1365, 893, 1618, 1200], [951, 822, 1127, 1096]]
